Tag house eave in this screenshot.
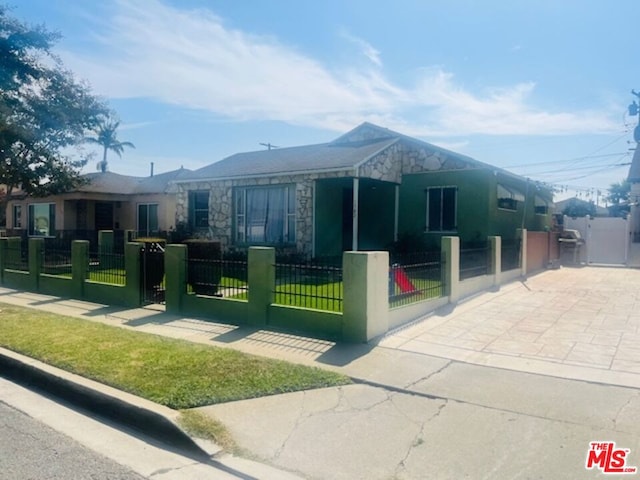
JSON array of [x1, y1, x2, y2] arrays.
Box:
[[171, 166, 357, 184]]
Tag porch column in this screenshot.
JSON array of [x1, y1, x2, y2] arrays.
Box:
[[352, 178, 359, 251], [394, 184, 400, 242]]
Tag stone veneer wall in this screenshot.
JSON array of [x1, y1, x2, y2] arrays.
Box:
[[358, 142, 475, 183], [176, 170, 351, 252]]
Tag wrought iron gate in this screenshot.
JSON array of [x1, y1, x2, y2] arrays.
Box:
[[140, 241, 166, 304]]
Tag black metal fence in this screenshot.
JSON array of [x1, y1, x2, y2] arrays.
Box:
[[389, 250, 443, 307], [460, 241, 490, 280], [501, 238, 521, 272], [274, 259, 343, 312], [186, 256, 248, 298], [4, 238, 28, 271], [41, 238, 72, 276], [89, 252, 126, 285]]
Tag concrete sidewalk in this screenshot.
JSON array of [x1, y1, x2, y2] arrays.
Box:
[[1, 266, 640, 479]]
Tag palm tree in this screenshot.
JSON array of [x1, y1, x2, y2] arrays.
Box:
[[84, 117, 135, 173]]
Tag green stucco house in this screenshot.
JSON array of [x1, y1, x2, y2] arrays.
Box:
[[173, 123, 552, 256]]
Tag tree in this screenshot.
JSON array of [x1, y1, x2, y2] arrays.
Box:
[[0, 6, 108, 225], [561, 198, 596, 218], [84, 116, 135, 173], [606, 180, 631, 218]]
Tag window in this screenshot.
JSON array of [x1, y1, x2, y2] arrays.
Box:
[[137, 203, 159, 235], [426, 187, 457, 232], [28, 203, 55, 236], [535, 195, 549, 215], [235, 185, 296, 244], [13, 205, 22, 229], [497, 184, 525, 211], [189, 191, 209, 229]]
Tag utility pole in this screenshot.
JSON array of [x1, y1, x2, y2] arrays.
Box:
[[259, 142, 279, 150], [630, 90, 640, 144]]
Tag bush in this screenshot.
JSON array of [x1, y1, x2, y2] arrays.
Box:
[[185, 240, 222, 296]]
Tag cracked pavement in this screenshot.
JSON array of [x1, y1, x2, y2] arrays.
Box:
[[201, 366, 640, 479]]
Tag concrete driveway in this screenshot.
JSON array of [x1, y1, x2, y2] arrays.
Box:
[[380, 266, 640, 389]]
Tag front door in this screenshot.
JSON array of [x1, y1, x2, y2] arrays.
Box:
[[95, 202, 114, 231]]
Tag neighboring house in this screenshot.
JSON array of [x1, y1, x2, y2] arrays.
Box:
[[553, 197, 608, 217], [173, 123, 552, 256], [5, 168, 190, 239]]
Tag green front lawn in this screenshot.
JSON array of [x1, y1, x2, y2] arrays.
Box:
[[0, 303, 350, 409], [274, 281, 344, 312]]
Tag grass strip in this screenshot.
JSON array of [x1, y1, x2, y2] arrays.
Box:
[[0, 303, 350, 409], [178, 410, 240, 454]]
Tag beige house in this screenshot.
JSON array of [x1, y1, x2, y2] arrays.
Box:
[[5, 168, 190, 240]]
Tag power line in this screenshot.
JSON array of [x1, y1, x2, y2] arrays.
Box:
[[504, 152, 628, 170], [526, 159, 630, 177]]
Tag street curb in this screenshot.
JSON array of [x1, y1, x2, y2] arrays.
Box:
[[0, 347, 218, 460]]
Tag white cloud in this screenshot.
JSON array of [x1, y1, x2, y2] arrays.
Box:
[[339, 30, 383, 67], [62, 0, 619, 138]]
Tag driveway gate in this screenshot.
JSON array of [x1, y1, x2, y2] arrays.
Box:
[[564, 216, 629, 265]]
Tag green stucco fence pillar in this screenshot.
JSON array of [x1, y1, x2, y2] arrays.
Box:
[[342, 251, 389, 343], [29, 237, 43, 291], [441, 236, 460, 304], [248, 247, 275, 327], [165, 244, 187, 314], [98, 230, 114, 263], [489, 236, 501, 288], [71, 240, 89, 298], [125, 242, 142, 307], [517, 228, 527, 276]]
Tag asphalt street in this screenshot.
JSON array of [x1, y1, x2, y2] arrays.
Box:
[[0, 377, 250, 480], [0, 399, 145, 480]]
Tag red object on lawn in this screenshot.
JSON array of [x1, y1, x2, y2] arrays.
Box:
[[394, 267, 418, 294]]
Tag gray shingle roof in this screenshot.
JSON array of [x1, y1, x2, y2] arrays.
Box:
[[77, 172, 142, 194], [180, 137, 399, 181], [176, 121, 512, 183], [77, 168, 191, 195]]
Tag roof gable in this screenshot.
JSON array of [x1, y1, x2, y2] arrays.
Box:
[[330, 122, 398, 145]]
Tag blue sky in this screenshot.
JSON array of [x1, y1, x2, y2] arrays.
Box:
[[14, 0, 640, 202]]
